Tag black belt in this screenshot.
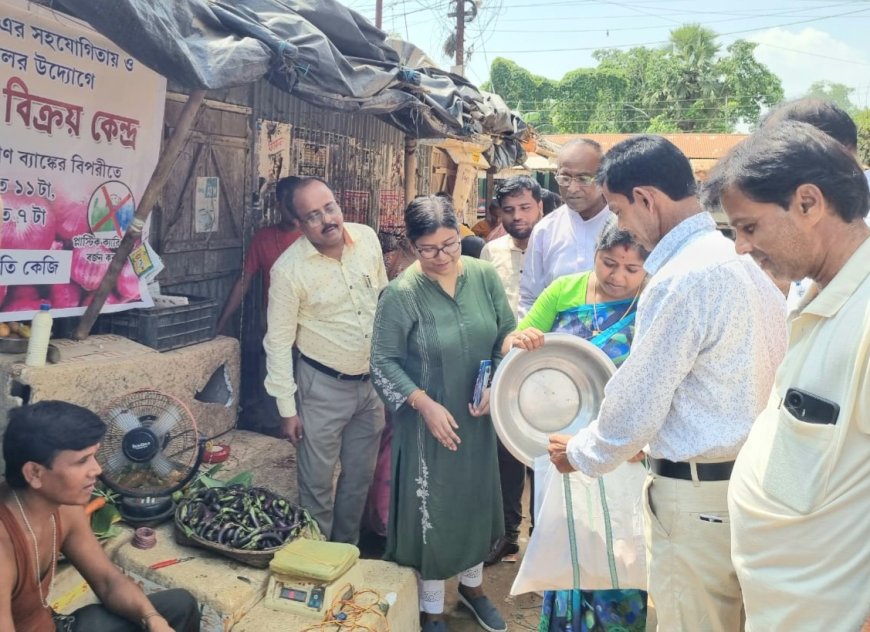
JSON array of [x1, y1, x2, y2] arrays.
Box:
[[300, 354, 370, 382], [649, 457, 734, 482]]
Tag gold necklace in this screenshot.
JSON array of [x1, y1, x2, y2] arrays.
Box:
[[12, 490, 57, 610], [590, 274, 642, 336]]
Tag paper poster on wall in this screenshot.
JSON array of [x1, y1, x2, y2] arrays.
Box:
[[194, 176, 219, 233], [340, 190, 370, 224], [0, 0, 165, 322], [257, 120, 291, 185], [292, 139, 330, 179], [128, 240, 163, 284], [378, 190, 404, 229]]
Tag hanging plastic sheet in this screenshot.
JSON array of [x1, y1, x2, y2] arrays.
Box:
[[52, 0, 528, 168]]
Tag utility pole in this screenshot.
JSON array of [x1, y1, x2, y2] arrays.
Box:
[[455, 0, 465, 76], [375, 0, 382, 29]]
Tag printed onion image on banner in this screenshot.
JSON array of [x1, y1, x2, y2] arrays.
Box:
[[0, 0, 166, 321]]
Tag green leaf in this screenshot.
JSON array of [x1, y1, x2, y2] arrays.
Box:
[[204, 464, 224, 476], [197, 474, 227, 489], [223, 471, 253, 487], [484, 24, 782, 133], [90, 505, 121, 536], [96, 525, 123, 541]]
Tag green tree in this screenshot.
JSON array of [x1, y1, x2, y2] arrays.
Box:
[[853, 108, 870, 166], [719, 40, 783, 126], [804, 81, 856, 113], [484, 24, 783, 134], [482, 58, 559, 131]]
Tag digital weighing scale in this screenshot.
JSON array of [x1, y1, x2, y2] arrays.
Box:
[[264, 562, 366, 618]]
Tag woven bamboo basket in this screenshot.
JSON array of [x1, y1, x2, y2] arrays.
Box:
[[173, 488, 321, 568], [173, 514, 281, 568]]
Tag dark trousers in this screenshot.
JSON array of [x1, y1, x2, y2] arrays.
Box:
[[70, 589, 200, 632], [497, 439, 526, 540]]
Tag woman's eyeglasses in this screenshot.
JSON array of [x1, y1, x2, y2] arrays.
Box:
[[415, 240, 461, 259]]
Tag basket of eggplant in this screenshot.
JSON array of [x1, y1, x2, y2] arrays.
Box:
[[174, 485, 322, 567]]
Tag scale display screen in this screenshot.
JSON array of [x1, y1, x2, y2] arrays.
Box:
[[279, 587, 308, 603]]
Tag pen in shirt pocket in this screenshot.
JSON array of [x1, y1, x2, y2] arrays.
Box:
[[699, 513, 724, 523], [363, 274, 373, 288]]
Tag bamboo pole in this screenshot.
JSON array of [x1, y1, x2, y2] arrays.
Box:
[[404, 136, 418, 203], [73, 89, 207, 341]]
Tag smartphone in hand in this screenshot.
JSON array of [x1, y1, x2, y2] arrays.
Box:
[[472, 360, 492, 409]]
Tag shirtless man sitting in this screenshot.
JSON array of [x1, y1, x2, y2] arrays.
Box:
[[1, 400, 200, 631]]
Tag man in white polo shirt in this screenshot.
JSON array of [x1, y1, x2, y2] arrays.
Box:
[[703, 121, 870, 630], [761, 98, 870, 310]]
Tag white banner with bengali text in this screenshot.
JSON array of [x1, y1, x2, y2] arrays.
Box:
[[0, 0, 165, 322]]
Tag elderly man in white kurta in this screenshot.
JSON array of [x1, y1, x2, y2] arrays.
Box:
[[518, 139, 612, 316], [703, 121, 870, 630]]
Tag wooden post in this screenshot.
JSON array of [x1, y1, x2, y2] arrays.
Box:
[[404, 136, 418, 204], [455, 0, 465, 76], [72, 89, 207, 341], [375, 0, 383, 28], [485, 166, 496, 209]]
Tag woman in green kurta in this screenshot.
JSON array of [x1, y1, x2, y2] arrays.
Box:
[[371, 195, 515, 632]]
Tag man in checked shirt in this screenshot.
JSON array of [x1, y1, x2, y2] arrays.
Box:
[[543, 136, 787, 631], [264, 176, 387, 544]]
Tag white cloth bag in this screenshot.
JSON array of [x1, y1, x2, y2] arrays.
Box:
[[512, 461, 647, 594]]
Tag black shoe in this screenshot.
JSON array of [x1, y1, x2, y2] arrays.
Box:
[[483, 535, 519, 566]]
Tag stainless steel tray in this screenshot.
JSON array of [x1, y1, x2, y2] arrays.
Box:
[[491, 333, 615, 466]]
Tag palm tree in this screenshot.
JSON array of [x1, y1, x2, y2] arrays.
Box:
[[663, 24, 722, 131]]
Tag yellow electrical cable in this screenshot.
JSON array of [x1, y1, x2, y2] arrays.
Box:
[[299, 586, 390, 632]]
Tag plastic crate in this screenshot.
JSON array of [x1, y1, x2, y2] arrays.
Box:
[[93, 295, 218, 351]]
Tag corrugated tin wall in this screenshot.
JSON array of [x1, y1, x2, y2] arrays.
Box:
[[253, 82, 407, 237], [160, 81, 410, 296]]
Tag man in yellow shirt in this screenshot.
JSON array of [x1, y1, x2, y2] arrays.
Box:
[[264, 177, 388, 544], [703, 121, 870, 630]]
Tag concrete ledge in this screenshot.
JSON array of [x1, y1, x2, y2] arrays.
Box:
[[232, 560, 420, 632], [50, 429, 407, 631], [4, 335, 240, 440], [115, 522, 271, 630]]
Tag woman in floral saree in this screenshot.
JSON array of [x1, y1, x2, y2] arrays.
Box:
[[502, 217, 649, 632]]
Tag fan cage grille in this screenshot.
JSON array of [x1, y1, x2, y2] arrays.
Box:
[[97, 390, 199, 495]]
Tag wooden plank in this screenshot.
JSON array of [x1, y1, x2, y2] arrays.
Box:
[[166, 91, 252, 115], [162, 238, 243, 254], [165, 130, 248, 149], [220, 110, 249, 138], [73, 90, 207, 340]]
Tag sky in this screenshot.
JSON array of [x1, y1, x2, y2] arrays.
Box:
[[345, 0, 870, 109]]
